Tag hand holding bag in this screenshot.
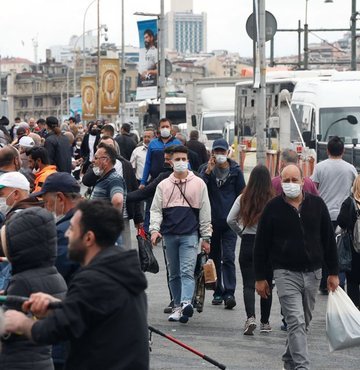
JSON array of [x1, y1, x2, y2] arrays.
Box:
[[326, 286, 360, 352], [137, 228, 159, 274], [335, 229, 352, 272]]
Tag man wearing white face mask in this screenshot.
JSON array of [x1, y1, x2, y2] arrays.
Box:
[[200, 138, 246, 309], [140, 118, 181, 189], [150, 145, 212, 324], [0, 172, 43, 222], [254, 164, 339, 370]]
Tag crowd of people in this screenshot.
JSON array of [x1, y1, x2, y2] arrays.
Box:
[[0, 113, 357, 370]]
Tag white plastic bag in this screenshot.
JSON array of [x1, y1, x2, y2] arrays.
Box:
[[326, 286, 360, 352]]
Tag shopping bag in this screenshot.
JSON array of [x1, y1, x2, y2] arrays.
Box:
[[203, 259, 217, 290], [137, 229, 159, 274], [326, 286, 360, 352], [193, 252, 207, 313], [336, 230, 352, 272]]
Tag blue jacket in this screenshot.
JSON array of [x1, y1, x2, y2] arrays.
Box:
[[200, 159, 246, 224], [140, 136, 181, 185]]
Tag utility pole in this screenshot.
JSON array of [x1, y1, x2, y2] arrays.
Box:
[[159, 0, 166, 118], [120, 0, 126, 125], [97, 0, 101, 118], [351, 0, 357, 70], [256, 0, 267, 164], [304, 0, 309, 70]]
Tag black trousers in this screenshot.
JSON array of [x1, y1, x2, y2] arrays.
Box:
[[239, 234, 272, 323]]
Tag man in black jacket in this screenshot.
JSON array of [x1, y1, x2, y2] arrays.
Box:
[[186, 130, 208, 165], [254, 164, 339, 370], [115, 123, 137, 160], [4, 200, 149, 370]]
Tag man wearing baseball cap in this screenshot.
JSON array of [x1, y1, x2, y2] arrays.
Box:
[[32, 171, 81, 368], [200, 138, 246, 310], [32, 172, 81, 283], [0, 172, 42, 222], [0, 171, 43, 291]]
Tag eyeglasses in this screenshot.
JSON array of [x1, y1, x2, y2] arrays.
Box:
[[94, 156, 109, 161]]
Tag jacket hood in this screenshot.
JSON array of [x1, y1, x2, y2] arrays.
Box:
[[35, 165, 57, 178], [5, 207, 57, 274], [6, 197, 44, 220], [86, 248, 147, 295], [168, 170, 196, 184]]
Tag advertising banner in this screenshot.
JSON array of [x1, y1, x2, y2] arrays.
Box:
[[100, 58, 120, 115], [81, 76, 97, 120], [136, 19, 158, 100], [69, 97, 82, 121]]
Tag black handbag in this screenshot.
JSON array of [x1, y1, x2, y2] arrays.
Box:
[[137, 233, 159, 274], [336, 229, 352, 272]]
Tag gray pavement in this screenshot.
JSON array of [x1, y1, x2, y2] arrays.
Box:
[[143, 239, 360, 370]]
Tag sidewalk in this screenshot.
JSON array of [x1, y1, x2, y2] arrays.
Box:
[[146, 241, 360, 370]]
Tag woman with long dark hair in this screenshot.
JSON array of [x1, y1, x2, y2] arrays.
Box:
[[337, 174, 360, 309], [227, 164, 275, 335]]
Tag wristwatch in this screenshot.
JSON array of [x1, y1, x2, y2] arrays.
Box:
[[202, 238, 211, 244]]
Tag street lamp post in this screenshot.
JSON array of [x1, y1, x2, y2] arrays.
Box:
[[120, 0, 126, 125], [83, 0, 97, 75], [159, 0, 165, 118], [351, 0, 358, 70], [97, 0, 101, 118]]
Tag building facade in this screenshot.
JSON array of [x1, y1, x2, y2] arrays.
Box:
[[166, 0, 207, 55]]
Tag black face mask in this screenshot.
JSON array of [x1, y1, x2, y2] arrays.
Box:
[[90, 128, 99, 136]]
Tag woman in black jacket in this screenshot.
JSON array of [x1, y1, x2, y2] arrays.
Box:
[[80, 122, 100, 174], [337, 175, 360, 309], [44, 116, 72, 173], [0, 207, 67, 370]]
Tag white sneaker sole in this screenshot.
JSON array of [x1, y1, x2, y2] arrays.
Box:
[[244, 323, 256, 335]]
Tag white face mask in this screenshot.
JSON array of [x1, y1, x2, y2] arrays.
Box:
[[52, 195, 65, 223], [215, 154, 227, 164], [173, 161, 188, 173], [282, 182, 302, 199], [93, 166, 104, 177], [0, 198, 8, 215], [160, 128, 171, 138]]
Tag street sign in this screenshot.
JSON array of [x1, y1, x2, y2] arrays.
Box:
[[158, 59, 173, 78], [246, 11, 277, 42]]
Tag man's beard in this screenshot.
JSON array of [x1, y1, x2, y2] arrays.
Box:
[[144, 41, 149, 49], [68, 238, 87, 264]]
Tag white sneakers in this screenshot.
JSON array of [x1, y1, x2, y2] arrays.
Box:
[[168, 307, 182, 322], [243, 316, 257, 335], [168, 302, 194, 324]]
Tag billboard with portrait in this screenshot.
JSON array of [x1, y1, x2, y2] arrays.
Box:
[[100, 58, 120, 115], [136, 19, 158, 100], [81, 76, 97, 120]]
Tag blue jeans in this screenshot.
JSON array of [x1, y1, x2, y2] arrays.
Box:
[[163, 233, 198, 306]]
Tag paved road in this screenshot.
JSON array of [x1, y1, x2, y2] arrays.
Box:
[[144, 239, 360, 370]]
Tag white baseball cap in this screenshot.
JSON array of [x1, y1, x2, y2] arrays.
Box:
[[0, 172, 30, 191], [18, 136, 35, 148]]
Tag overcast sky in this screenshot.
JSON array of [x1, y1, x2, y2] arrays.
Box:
[[0, 0, 354, 63]]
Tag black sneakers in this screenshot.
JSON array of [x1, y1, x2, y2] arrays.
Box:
[[224, 296, 236, 310]]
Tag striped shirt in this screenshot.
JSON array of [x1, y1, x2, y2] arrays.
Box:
[[90, 168, 126, 204]]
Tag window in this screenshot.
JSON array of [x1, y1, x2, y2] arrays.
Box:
[[35, 98, 43, 107], [19, 99, 28, 108], [53, 97, 61, 106]]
